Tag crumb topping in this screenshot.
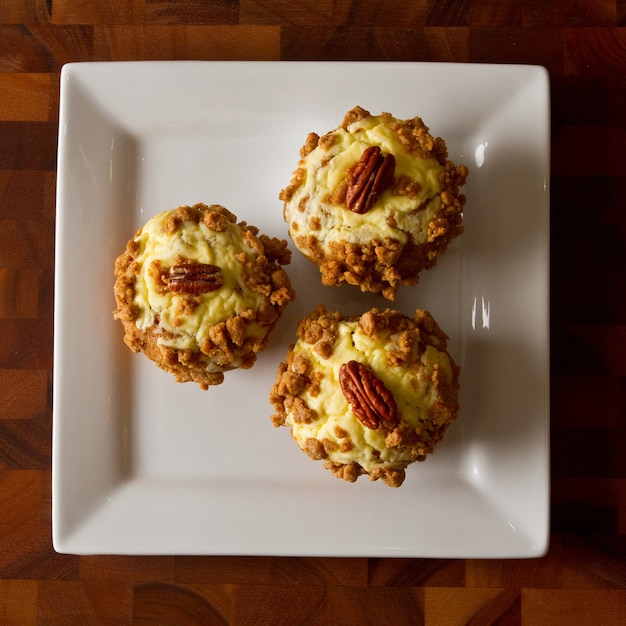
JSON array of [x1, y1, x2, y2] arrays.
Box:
[[270, 305, 460, 487], [280, 106, 469, 300], [114, 203, 295, 389]]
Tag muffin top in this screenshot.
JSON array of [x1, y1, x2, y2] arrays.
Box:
[[279, 106, 468, 299], [282, 107, 449, 247], [114, 203, 295, 387], [270, 305, 460, 487]]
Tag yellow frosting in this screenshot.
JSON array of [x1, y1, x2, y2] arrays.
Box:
[[285, 320, 455, 471], [284, 113, 445, 251], [131, 210, 266, 350]]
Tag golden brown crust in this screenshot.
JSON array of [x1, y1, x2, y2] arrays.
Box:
[[270, 305, 460, 487], [340, 105, 370, 130], [114, 203, 295, 389], [280, 106, 469, 300]]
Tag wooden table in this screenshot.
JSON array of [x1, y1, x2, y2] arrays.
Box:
[[1, 1, 625, 624]]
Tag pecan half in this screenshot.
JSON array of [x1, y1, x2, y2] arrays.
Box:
[[164, 263, 224, 294], [339, 360, 398, 429], [345, 146, 395, 214]]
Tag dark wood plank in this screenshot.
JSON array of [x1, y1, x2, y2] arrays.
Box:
[[241, 0, 334, 26], [0, 0, 51, 24], [424, 587, 520, 625], [0, 319, 53, 369], [469, 26, 565, 69], [51, 0, 144, 24], [79, 556, 176, 581], [0, 369, 49, 418], [0, 219, 54, 269], [0, 73, 52, 121], [0, 522, 78, 579], [0, 417, 51, 469], [368, 558, 465, 587], [523, 588, 626, 626], [0, 122, 58, 170], [281, 26, 469, 61], [133, 583, 232, 625], [0, 25, 93, 71], [0, 1, 624, 623], [144, 0, 238, 25], [93, 25, 280, 60], [0, 171, 56, 219], [325, 586, 424, 625], [38, 581, 134, 625], [0, 580, 38, 626], [466, 538, 564, 588]]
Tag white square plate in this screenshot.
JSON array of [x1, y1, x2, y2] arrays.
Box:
[[53, 61, 550, 557]]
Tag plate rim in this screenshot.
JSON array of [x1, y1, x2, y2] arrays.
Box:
[[53, 60, 550, 558]]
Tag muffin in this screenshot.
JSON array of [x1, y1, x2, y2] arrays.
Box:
[[279, 106, 469, 300], [114, 203, 295, 389], [270, 305, 460, 487]]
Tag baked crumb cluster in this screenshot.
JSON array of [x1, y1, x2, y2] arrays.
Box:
[[270, 305, 460, 487], [280, 106, 469, 300], [114, 203, 294, 389]]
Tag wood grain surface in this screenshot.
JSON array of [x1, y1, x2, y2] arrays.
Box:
[[1, 1, 626, 624]]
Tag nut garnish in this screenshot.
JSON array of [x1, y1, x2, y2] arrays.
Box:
[[165, 263, 224, 294], [345, 146, 395, 214], [338, 360, 398, 429]]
